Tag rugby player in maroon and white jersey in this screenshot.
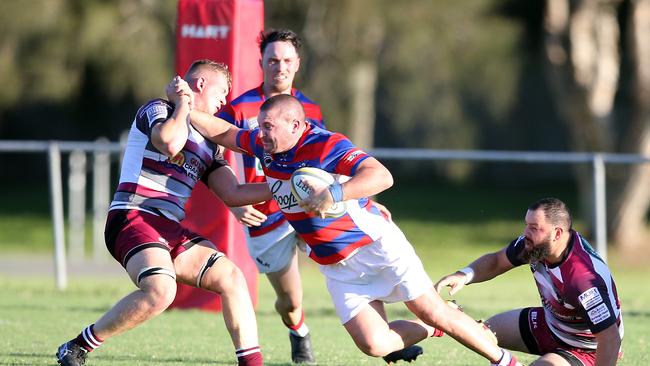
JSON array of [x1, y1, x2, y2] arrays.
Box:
[[435, 198, 623, 366], [56, 60, 270, 366]]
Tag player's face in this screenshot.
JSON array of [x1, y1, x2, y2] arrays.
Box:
[[258, 108, 298, 153], [261, 41, 300, 95], [522, 209, 554, 262], [195, 71, 229, 116]]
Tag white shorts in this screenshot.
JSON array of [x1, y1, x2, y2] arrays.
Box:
[[319, 222, 433, 324], [246, 221, 302, 273]]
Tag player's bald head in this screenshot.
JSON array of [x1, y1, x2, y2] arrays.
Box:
[[260, 94, 305, 123]]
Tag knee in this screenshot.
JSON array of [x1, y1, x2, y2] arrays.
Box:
[[355, 334, 391, 357], [411, 298, 452, 330], [274, 293, 301, 314], [208, 263, 248, 295], [141, 278, 177, 313]]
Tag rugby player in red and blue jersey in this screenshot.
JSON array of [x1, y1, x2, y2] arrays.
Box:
[[173, 87, 520, 365], [214, 29, 323, 365], [56, 60, 270, 366], [436, 198, 623, 366]]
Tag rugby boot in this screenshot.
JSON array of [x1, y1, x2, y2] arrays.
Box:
[[382, 345, 423, 364], [56, 341, 87, 366], [289, 332, 316, 364]]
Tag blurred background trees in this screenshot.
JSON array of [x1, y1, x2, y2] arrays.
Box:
[[0, 0, 648, 248]]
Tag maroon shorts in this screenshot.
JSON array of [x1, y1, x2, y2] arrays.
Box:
[[104, 209, 209, 268], [519, 307, 596, 366]]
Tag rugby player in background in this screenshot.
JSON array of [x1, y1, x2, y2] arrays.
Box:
[[214, 29, 323, 364]]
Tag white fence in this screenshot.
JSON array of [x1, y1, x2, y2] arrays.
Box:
[[1, 140, 649, 290]]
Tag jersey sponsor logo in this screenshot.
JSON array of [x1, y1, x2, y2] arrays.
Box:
[[587, 303, 611, 324], [345, 149, 364, 162], [169, 152, 186, 167], [263, 153, 273, 167], [578, 287, 603, 310], [531, 309, 539, 329], [164, 153, 205, 182], [246, 117, 259, 130], [269, 179, 300, 212], [146, 104, 168, 125], [254, 158, 264, 176], [180, 24, 230, 39]]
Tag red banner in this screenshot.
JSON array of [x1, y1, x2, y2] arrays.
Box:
[[170, 0, 264, 312]]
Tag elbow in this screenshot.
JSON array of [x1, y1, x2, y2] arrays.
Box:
[[220, 195, 237, 207], [382, 170, 394, 190], [161, 143, 184, 158], [166, 144, 183, 158]]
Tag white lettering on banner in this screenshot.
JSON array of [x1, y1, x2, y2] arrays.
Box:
[[181, 24, 230, 39]]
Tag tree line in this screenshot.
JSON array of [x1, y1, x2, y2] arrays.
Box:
[[1, 0, 648, 249]]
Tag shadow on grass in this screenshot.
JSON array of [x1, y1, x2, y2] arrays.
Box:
[[1, 352, 52, 365], [0, 303, 110, 313], [624, 310, 650, 319]]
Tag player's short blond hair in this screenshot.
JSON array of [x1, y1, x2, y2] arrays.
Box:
[[186, 59, 232, 90]]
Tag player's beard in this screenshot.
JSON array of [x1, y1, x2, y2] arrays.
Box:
[[521, 235, 552, 263]]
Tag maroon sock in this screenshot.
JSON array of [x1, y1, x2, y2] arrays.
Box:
[[431, 328, 444, 337], [236, 346, 263, 366], [72, 324, 104, 352]]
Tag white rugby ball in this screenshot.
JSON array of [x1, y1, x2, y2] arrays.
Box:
[[290, 167, 347, 218]]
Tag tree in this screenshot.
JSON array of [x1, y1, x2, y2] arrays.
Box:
[[543, 0, 650, 250]]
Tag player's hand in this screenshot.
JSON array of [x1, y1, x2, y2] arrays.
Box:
[[372, 201, 392, 221], [229, 205, 267, 227], [434, 272, 468, 296], [299, 182, 333, 218], [166, 76, 194, 108]]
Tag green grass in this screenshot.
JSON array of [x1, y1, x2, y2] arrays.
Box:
[[1, 183, 648, 365], [1, 252, 648, 365]]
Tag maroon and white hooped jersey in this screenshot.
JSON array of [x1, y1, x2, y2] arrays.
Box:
[[109, 98, 227, 222], [506, 231, 624, 349]]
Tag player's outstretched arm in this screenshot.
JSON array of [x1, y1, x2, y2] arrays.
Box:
[[207, 166, 272, 207], [594, 324, 621, 366], [228, 205, 267, 227], [189, 110, 242, 152], [434, 248, 514, 295]]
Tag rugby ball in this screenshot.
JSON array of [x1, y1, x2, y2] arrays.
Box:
[[290, 167, 347, 218]]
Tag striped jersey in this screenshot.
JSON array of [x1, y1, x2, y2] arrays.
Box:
[[110, 98, 227, 222], [506, 231, 624, 349], [216, 84, 324, 237], [235, 124, 388, 265]]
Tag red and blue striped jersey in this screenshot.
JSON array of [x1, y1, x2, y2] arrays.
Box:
[[110, 99, 227, 222], [216, 84, 324, 237], [235, 124, 389, 265], [506, 231, 624, 349]]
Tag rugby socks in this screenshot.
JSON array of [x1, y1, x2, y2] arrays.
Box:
[[284, 311, 310, 337], [430, 327, 444, 338], [236, 346, 263, 366], [491, 349, 520, 366], [73, 324, 104, 352]]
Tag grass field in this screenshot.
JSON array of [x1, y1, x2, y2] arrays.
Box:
[[1, 182, 648, 365]]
